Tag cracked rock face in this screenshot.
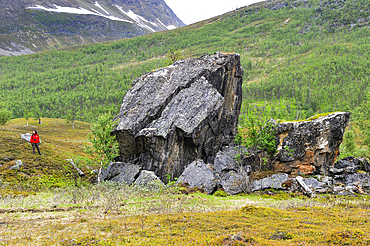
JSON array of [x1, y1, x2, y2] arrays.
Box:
[[273, 112, 350, 175], [113, 52, 243, 181]]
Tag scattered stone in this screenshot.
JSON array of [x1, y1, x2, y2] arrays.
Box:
[[134, 170, 164, 187], [177, 160, 219, 194], [315, 186, 331, 194], [281, 178, 299, 191], [333, 186, 345, 193], [100, 162, 141, 185], [10, 160, 23, 170], [66, 159, 85, 177], [337, 190, 357, 197], [20, 133, 31, 142], [251, 174, 289, 192], [321, 176, 333, 186], [344, 173, 369, 188], [220, 171, 248, 195]]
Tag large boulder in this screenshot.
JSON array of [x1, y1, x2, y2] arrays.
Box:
[[273, 112, 350, 175], [113, 52, 243, 181]]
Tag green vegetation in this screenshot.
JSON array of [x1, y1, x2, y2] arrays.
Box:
[[0, 0, 369, 124], [0, 102, 11, 126], [86, 113, 119, 182], [165, 48, 184, 65], [358, 88, 370, 155]]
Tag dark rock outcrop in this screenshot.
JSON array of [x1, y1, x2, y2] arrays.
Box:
[[273, 112, 350, 175], [113, 52, 243, 181]]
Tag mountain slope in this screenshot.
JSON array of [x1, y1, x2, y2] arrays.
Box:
[[0, 0, 369, 123], [0, 0, 184, 55]]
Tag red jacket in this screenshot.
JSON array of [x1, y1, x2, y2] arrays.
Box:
[[30, 134, 40, 143]]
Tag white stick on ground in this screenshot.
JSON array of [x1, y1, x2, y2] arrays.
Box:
[[66, 159, 85, 177], [296, 176, 315, 198]]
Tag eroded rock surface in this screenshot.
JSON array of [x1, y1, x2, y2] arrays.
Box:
[[273, 112, 350, 175], [113, 52, 243, 181]]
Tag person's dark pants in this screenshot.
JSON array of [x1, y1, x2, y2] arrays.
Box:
[[32, 143, 41, 155]]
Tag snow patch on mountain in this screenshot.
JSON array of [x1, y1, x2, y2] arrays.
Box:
[[167, 25, 176, 30], [27, 4, 132, 23], [94, 2, 109, 15], [115, 5, 155, 32], [157, 18, 169, 30]]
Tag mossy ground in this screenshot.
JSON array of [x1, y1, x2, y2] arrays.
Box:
[[0, 188, 369, 245]]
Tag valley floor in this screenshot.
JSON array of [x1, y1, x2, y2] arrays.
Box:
[[0, 185, 369, 245], [1, 119, 370, 245]]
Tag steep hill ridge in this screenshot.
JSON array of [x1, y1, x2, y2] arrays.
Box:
[[0, 0, 184, 55], [0, 0, 369, 124]]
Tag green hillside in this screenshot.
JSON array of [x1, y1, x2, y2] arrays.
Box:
[[0, 0, 369, 123], [0, 118, 96, 195]]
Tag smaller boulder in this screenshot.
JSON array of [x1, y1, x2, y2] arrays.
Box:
[[251, 174, 289, 192], [336, 190, 357, 197], [134, 170, 164, 187], [10, 160, 24, 170], [220, 171, 248, 195], [334, 157, 370, 173], [100, 162, 141, 185], [177, 160, 218, 194]]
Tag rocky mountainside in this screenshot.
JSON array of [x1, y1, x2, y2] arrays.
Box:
[[0, 0, 184, 55]]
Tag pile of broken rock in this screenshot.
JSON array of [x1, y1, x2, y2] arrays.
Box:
[[176, 149, 370, 197]]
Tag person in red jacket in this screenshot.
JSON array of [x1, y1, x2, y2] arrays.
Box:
[[30, 130, 41, 155]]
